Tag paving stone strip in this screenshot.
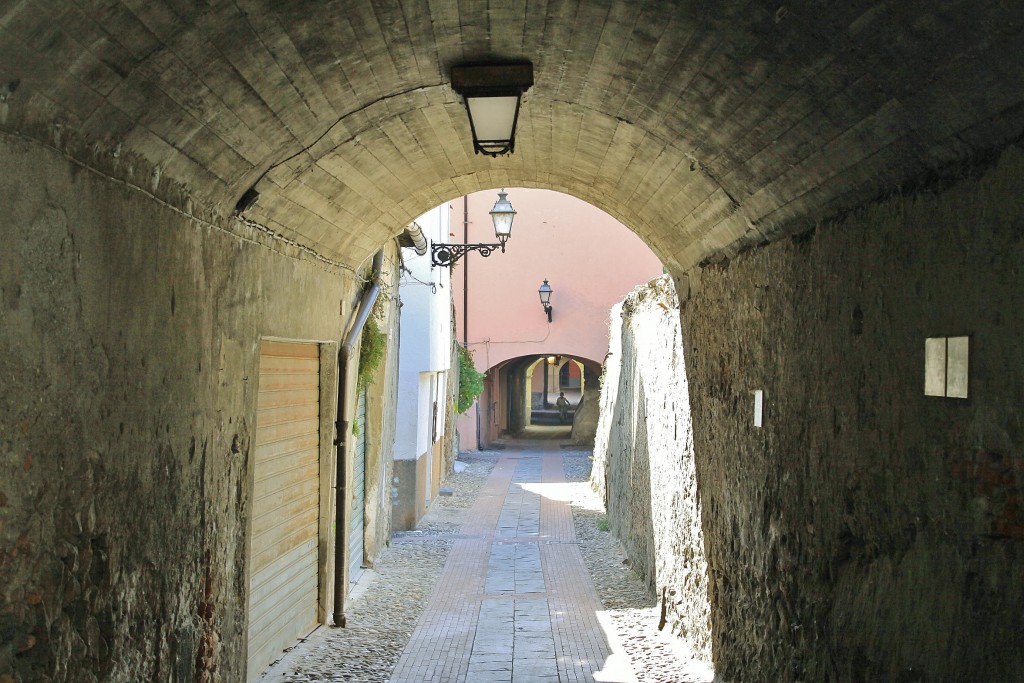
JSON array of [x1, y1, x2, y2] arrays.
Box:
[[390, 445, 615, 683]]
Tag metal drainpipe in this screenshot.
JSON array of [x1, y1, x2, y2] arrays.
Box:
[[463, 196, 479, 450], [463, 195, 469, 349], [333, 249, 384, 627]]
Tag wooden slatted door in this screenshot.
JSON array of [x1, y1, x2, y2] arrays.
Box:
[[349, 388, 367, 588], [247, 341, 321, 681]]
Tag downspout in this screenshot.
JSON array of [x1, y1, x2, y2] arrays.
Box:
[[463, 195, 469, 349], [464, 196, 482, 450], [333, 249, 384, 627]]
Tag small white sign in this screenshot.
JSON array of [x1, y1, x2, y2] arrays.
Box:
[[753, 390, 763, 427], [946, 336, 970, 399], [924, 337, 947, 397], [924, 336, 969, 399]]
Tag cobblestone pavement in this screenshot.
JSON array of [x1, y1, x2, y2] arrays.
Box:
[[260, 444, 713, 683], [561, 451, 714, 683], [259, 454, 498, 683]]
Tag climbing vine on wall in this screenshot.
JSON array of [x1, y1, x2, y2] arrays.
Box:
[[456, 344, 485, 414], [356, 302, 388, 392]]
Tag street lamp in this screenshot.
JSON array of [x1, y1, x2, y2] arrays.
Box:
[[538, 279, 553, 322], [431, 190, 518, 268], [489, 190, 516, 246], [451, 62, 534, 157]]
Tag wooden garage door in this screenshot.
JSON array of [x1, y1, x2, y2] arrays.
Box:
[[247, 341, 321, 681]]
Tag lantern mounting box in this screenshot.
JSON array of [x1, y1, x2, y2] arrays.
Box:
[[451, 62, 534, 157]]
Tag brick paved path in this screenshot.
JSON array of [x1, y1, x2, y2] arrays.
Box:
[[389, 445, 623, 683]]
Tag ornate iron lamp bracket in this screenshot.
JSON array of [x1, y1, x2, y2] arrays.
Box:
[[430, 242, 504, 268]]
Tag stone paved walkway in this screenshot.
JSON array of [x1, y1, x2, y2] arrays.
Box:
[[388, 446, 625, 683], [260, 439, 712, 683]]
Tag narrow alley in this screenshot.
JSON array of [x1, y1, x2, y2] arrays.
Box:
[[260, 434, 713, 683], [6, 3, 1024, 680]]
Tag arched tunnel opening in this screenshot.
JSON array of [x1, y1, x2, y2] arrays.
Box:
[[480, 354, 602, 431], [1, 2, 1023, 682], [525, 355, 586, 425]]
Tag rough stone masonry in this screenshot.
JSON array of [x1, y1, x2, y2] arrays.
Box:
[[597, 146, 1024, 681], [592, 274, 713, 664]]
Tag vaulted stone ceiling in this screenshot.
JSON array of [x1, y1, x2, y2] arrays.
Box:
[[1, 1, 1021, 270]]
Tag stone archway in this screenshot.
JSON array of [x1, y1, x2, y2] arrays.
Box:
[[1, 2, 1019, 274]]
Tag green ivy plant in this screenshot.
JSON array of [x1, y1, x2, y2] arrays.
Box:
[[456, 344, 485, 414], [356, 315, 387, 392]]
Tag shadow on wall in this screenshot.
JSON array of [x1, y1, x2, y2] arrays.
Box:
[[614, 381, 658, 590]]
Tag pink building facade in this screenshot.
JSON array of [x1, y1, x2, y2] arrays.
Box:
[[451, 188, 664, 449]]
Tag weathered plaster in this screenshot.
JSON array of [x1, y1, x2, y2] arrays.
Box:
[[0, 134, 357, 681]]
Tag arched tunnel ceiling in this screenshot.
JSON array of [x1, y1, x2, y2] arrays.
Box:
[[2, 1, 1022, 270]]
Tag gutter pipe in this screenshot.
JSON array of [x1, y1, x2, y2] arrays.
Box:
[[332, 249, 384, 627], [401, 221, 428, 256]]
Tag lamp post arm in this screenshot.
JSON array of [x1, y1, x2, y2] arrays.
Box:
[[431, 242, 504, 268]]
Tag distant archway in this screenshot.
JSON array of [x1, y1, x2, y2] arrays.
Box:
[[469, 354, 602, 446]]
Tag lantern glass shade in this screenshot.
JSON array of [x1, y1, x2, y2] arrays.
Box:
[[538, 279, 553, 306], [466, 96, 520, 155], [490, 191, 516, 244]]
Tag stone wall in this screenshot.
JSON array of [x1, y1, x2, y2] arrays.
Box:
[[568, 387, 600, 447], [0, 135, 362, 681], [591, 275, 712, 663], [681, 147, 1024, 681]]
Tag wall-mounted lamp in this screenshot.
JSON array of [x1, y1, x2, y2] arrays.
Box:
[[431, 190, 517, 268], [538, 279, 553, 322], [451, 62, 534, 157]]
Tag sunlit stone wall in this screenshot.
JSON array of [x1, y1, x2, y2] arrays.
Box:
[[591, 275, 712, 663]]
